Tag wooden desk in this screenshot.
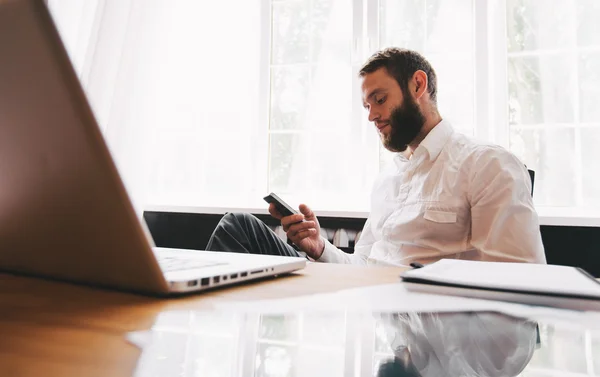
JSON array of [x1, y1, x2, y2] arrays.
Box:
[[0, 263, 404, 377]]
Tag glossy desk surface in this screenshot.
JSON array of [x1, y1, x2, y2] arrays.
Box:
[[0, 263, 402, 376], [2, 263, 599, 377]]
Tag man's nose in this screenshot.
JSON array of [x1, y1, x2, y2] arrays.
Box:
[[368, 108, 380, 123]]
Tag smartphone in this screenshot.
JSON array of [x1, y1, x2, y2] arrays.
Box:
[[263, 192, 298, 217]]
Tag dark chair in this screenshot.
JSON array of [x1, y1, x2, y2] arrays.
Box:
[[528, 169, 535, 197]]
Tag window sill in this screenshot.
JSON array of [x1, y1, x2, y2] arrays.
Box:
[[144, 205, 371, 219], [144, 205, 600, 228], [536, 207, 600, 227]]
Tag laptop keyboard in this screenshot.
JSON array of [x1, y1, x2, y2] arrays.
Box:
[[157, 255, 223, 272]]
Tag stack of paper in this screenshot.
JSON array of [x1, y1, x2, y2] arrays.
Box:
[[401, 259, 600, 311]]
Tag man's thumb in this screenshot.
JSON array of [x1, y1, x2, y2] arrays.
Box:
[[298, 204, 314, 218]]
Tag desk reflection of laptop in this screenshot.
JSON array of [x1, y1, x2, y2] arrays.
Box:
[[0, 0, 305, 295]]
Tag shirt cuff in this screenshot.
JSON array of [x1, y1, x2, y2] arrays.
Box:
[[314, 237, 343, 263]]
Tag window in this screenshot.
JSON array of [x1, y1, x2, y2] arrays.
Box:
[[268, 0, 477, 211], [48, 0, 600, 215], [268, 0, 376, 212], [506, 0, 600, 209]]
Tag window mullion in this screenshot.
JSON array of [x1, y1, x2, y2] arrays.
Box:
[[570, 2, 583, 208], [365, 0, 379, 54], [263, 0, 274, 195], [364, 0, 381, 173], [352, 0, 378, 184], [473, 0, 490, 141], [488, 0, 510, 148]]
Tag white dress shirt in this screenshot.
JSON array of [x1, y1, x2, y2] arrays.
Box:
[[317, 120, 546, 266]]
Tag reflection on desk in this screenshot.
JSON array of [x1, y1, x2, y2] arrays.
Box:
[[131, 310, 600, 377]]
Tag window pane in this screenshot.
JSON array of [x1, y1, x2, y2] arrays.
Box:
[[508, 55, 575, 125], [269, 133, 307, 193], [509, 127, 576, 206], [269, 0, 369, 211], [272, 1, 310, 65], [425, 0, 473, 54], [269, 129, 373, 211], [305, 132, 356, 195], [506, 0, 600, 211], [576, 0, 600, 47], [579, 52, 600, 123], [379, 0, 472, 54], [506, 0, 574, 52], [581, 128, 600, 207], [379, 0, 425, 51], [310, 0, 351, 62], [306, 65, 352, 132], [270, 66, 310, 130], [429, 54, 474, 130], [379, 0, 475, 135]]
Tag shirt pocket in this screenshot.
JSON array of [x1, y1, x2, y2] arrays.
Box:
[[423, 209, 457, 224]]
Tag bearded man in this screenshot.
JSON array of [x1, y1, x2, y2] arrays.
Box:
[[206, 48, 546, 266]]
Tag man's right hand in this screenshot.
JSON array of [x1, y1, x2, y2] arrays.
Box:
[[268, 203, 325, 260]]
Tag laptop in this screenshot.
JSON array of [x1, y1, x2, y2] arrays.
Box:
[[0, 0, 306, 295]]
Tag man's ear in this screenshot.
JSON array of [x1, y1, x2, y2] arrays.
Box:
[[412, 70, 428, 100]]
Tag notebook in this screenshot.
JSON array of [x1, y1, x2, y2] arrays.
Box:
[[401, 259, 600, 311]]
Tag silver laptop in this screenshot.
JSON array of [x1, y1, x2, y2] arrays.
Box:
[[0, 0, 306, 295]]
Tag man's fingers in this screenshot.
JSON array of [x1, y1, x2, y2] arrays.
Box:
[[289, 228, 317, 243], [286, 221, 316, 237], [268, 203, 282, 219], [281, 214, 305, 231]]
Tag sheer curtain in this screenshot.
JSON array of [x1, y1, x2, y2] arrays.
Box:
[[48, 0, 265, 213]]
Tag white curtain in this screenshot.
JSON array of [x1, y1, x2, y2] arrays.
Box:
[[48, 0, 265, 213]]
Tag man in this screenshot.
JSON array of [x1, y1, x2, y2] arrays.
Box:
[[206, 48, 546, 266]]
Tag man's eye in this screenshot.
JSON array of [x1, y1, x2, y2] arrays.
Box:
[[376, 96, 386, 105]]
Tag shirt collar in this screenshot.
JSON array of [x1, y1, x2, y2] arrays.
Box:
[[393, 119, 454, 165], [418, 119, 454, 161]]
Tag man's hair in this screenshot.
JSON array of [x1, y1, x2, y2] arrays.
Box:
[[359, 48, 438, 104]]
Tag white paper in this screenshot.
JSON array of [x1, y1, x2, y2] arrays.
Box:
[[402, 259, 600, 297]]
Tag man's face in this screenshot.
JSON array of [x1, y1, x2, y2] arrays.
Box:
[[361, 68, 425, 152]]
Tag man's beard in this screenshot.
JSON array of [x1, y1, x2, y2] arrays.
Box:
[[381, 96, 426, 153]]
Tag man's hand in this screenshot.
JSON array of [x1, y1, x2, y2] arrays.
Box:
[[268, 203, 325, 260]]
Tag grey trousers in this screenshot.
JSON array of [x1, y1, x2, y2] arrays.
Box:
[[206, 213, 302, 257]]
